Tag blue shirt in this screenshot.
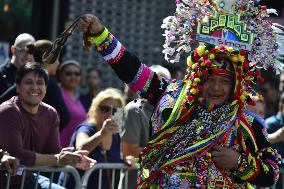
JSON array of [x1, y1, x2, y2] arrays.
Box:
[[265, 112, 284, 157], [70, 123, 122, 163], [59, 123, 122, 189]]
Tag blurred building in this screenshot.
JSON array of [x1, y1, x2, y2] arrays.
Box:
[[63, 0, 175, 88], [0, 0, 68, 66]]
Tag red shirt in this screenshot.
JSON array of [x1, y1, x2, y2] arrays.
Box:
[[0, 96, 61, 165]]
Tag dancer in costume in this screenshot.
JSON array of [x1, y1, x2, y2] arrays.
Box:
[[73, 0, 284, 188]]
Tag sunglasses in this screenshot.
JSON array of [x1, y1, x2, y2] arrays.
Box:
[[99, 105, 121, 114], [63, 71, 81, 76], [15, 46, 29, 54], [99, 105, 112, 113]]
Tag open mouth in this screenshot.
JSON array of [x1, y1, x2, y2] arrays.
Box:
[[29, 93, 40, 96]]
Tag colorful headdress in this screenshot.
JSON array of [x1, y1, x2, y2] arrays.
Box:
[[161, 0, 284, 111], [162, 0, 284, 72], [182, 44, 259, 111]]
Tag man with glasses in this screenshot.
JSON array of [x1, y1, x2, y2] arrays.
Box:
[[0, 33, 35, 104]]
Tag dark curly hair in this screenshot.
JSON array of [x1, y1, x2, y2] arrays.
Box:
[[16, 62, 49, 85]]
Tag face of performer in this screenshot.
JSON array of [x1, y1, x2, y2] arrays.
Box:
[[202, 74, 233, 105]]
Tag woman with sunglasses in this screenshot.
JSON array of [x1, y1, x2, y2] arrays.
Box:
[[57, 60, 87, 148], [59, 88, 126, 189]]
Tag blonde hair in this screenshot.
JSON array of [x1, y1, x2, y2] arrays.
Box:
[[251, 93, 265, 104], [87, 88, 125, 125]]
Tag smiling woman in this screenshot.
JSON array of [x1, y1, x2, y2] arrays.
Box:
[[57, 60, 87, 148]]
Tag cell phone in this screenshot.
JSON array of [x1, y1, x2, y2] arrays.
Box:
[[111, 107, 124, 133], [16, 165, 24, 175]]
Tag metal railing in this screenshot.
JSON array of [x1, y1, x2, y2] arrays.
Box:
[[2, 163, 131, 189], [3, 163, 283, 189], [3, 165, 81, 189], [81, 163, 130, 189]]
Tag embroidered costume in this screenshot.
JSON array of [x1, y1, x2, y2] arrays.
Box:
[[79, 0, 284, 188]]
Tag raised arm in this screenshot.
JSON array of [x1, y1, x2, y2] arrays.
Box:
[[75, 120, 119, 152], [77, 14, 169, 107]]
